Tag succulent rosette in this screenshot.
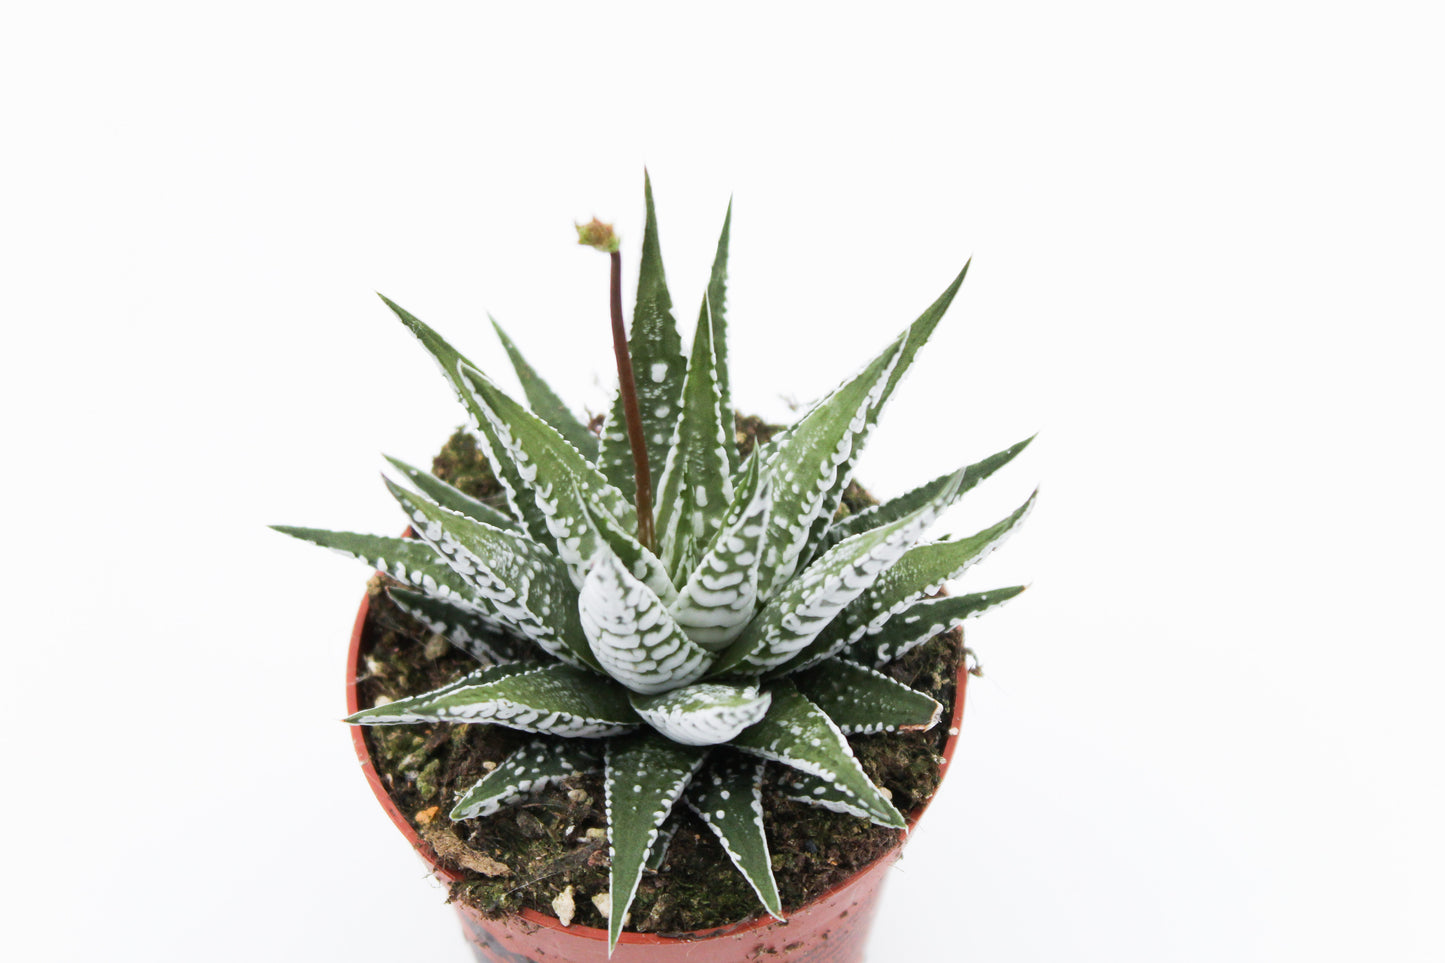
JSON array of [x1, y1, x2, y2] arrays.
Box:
[[277, 177, 1033, 954]]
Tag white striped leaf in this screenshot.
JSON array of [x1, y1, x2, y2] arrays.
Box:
[[845, 586, 1026, 667], [459, 362, 634, 588], [705, 201, 736, 474], [667, 449, 772, 650], [271, 527, 478, 603], [629, 682, 771, 747], [490, 315, 599, 459], [604, 732, 706, 953], [775, 770, 900, 827], [383, 477, 597, 671], [792, 659, 941, 734], [597, 173, 687, 503], [753, 339, 904, 601], [347, 662, 639, 737], [451, 738, 602, 820], [380, 295, 549, 544], [382, 455, 519, 533], [653, 295, 735, 583], [804, 491, 1036, 669], [578, 548, 716, 694], [817, 434, 1034, 556], [388, 587, 527, 665], [645, 815, 681, 872], [575, 487, 677, 605], [710, 469, 966, 676], [684, 753, 783, 920], [730, 680, 904, 829], [795, 261, 973, 565]]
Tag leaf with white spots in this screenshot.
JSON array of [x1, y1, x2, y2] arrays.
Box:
[[710, 469, 966, 676], [383, 476, 598, 671], [668, 451, 772, 650], [730, 680, 904, 830], [379, 295, 549, 544], [271, 526, 478, 603], [752, 338, 905, 601], [818, 433, 1034, 556], [845, 586, 1026, 667], [451, 738, 602, 820], [705, 201, 735, 474], [597, 173, 687, 502], [382, 455, 519, 533], [604, 731, 706, 953], [653, 295, 735, 583], [774, 769, 901, 827], [684, 753, 782, 920], [346, 662, 639, 737], [459, 362, 635, 588], [578, 548, 716, 694], [795, 261, 973, 565], [388, 587, 527, 665], [792, 659, 941, 734], [575, 488, 677, 605], [629, 682, 771, 747], [813, 492, 1036, 667], [490, 316, 599, 460]]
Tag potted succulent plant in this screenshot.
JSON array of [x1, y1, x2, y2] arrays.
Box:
[[277, 176, 1034, 961]]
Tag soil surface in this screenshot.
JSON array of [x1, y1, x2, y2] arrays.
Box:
[[354, 420, 965, 936]]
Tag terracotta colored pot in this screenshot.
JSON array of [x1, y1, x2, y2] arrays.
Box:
[[347, 587, 969, 962]]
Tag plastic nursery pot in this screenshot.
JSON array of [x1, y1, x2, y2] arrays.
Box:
[[347, 588, 970, 963]]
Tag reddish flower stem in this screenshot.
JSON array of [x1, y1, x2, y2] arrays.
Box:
[[609, 250, 656, 550]]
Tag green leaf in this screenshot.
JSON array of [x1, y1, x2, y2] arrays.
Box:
[[597, 173, 687, 503], [753, 339, 906, 600], [578, 547, 717, 694], [451, 738, 601, 820], [379, 295, 549, 544], [653, 295, 735, 583], [346, 662, 640, 737], [794, 260, 973, 565], [575, 485, 677, 605], [684, 753, 783, 920], [810, 491, 1036, 667], [388, 587, 527, 665], [458, 362, 635, 586], [819, 434, 1034, 554], [668, 451, 772, 650], [629, 682, 772, 747], [271, 526, 477, 603], [604, 731, 706, 953], [707, 200, 736, 474], [845, 586, 1026, 667], [792, 659, 942, 734], [382, 455, 519, 532], [775, 769, 901, 827], [383, 476, 598, 671], [730, 680, 904, 829], [711, 469, 966, 676], [490, 316, 599, 459]]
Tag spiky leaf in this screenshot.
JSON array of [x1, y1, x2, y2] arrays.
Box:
[[380, 295, 549, 543], [597, 173, 687, 502], [792, 659, 941, 734], [684, 753, 782, 920], [451, 738, 602, 819], [711, 469, 966, 676], [706, 201, 736, 473], [578, 548, 716, 694], [629, 682, 771, 747], [383, 477, 597, 670], [490, 316, 599, 459], [819, 434, 1034, 554], [383, 455, 519, 533], [668, 451, 772, 650], [653, 296, 735, 582], [775, 769, 902, 827], [389, 587, 525, 665], [346, 662, 639, 737], [604, 732, 706, 952], [730, 680, 904, 829], [845, 586, 1026, 667], [271, 527, 477, 602], [575, 488, 677, 605]]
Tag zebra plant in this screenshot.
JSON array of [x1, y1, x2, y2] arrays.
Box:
[[276, 177, 1034, 955]]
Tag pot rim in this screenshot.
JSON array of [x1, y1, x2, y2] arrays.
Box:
[[346, 581, 969, 947]]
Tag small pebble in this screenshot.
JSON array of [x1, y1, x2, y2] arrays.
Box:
[[592, 891, 612, 919], [567, 789, 590, 803], [482, 760, 498, 771], [552, 885, 577, 927], [584, 827, 607, 842]]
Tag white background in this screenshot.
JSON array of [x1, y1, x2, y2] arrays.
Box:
[[4, 3, 1441, 961]]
